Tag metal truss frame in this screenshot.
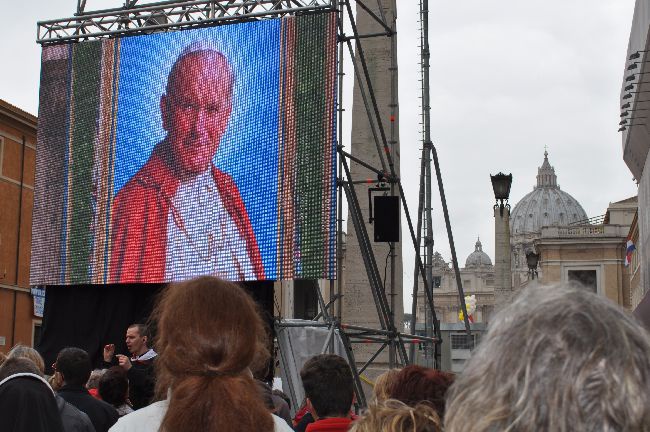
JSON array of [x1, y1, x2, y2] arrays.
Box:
[[37, 0, 335, 44], [408, 0, 471, 368], [271, 0, 446, 403], [36, 0, 454, 404]]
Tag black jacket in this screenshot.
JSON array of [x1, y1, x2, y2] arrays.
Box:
[[55, 393, 96, 432], [58, 385, 118, 432], [0, 374, 65, 432]]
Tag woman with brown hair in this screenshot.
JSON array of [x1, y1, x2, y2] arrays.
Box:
[[388, 365, 454, 421], [109, 276, 292, 432]]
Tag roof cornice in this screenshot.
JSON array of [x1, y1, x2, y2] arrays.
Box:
[[0, 99, 37, 131]]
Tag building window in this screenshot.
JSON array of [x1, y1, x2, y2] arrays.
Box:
[[463, 280, 471, 289], [432, 276, 441, 288], [450, 333, 475, 350], [32, 321, 43, 347], [568, 270, 597, 293]]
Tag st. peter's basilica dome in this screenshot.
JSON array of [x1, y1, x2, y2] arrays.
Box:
[[510, 151, 588, 235]]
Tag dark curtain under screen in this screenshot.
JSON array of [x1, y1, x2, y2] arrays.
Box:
[[37, 281, 275, 375]]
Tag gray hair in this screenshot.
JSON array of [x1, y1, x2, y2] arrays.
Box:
[[86, 368, 106, 389], [444, 283, 650, 432], [8, 344, 45, 374]]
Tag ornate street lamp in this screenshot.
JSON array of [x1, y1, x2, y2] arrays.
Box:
[[526, 251, 540, 279], [490, 172, 513, 216]]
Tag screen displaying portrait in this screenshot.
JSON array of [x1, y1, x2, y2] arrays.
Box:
[[31, 12, 337, 285]]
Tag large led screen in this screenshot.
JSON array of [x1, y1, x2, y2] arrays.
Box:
[[31, 12, 337, 285]]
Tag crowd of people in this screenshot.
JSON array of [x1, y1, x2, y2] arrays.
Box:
[[1, 277, 650, 431]]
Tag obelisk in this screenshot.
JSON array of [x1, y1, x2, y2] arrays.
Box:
[[343, 0, 402, 372]]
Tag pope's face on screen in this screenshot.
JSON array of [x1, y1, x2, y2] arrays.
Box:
[[161, 50, 234, 176]]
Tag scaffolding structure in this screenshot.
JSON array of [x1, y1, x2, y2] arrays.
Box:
[[408, 0, 472, 368], [36, 0, 470, 406], [37, 0, 333, 43]]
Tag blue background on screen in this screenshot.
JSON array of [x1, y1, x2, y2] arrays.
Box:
[[114, 19, 280, 279]]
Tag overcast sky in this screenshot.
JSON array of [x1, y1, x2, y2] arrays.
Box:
[[0, 1, 639, 311], [396, 1, 638, 311]]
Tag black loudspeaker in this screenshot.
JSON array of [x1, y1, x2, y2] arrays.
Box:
[[374, 195, 400, 242]]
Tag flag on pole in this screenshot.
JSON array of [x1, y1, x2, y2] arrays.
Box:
[[625, 237, 636, 267]]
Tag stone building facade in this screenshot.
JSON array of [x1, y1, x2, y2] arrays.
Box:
[[535, 197, 636, 307], [413, 241, 494, 371], [416, 241, 495, 326]]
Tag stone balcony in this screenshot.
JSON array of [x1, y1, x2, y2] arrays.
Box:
[[540, 224, 629, 238]]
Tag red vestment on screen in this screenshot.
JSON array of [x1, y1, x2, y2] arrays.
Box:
[[109, 145, 264, 283]]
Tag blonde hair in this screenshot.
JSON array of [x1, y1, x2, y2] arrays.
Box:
[[372, 369, 401, 403], [350, 399, 441, 432]]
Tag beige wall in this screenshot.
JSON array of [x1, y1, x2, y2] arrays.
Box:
[[538, 238, 629, 307]]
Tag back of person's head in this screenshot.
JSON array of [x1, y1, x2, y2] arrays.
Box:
[[373, 368, 401, 403], [153, 276, 273, 432], [0, 357, 64, 432], [0, 356, 42, 381], [445, 283, 650, 432], [55, 347, 92, 387], [0, 352, 6, 368], [7, 344, 45, 375], [98, 366, 129, 407], [300, 354, 354, 418], [86, 368, 105, 389], [388, 365, 453, 419], [350, 399, 441, 432]]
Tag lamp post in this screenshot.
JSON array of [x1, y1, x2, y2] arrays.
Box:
[[490, 173, 513, 216], [526, 251, 540, 280], [491, 172, 513, 311]]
